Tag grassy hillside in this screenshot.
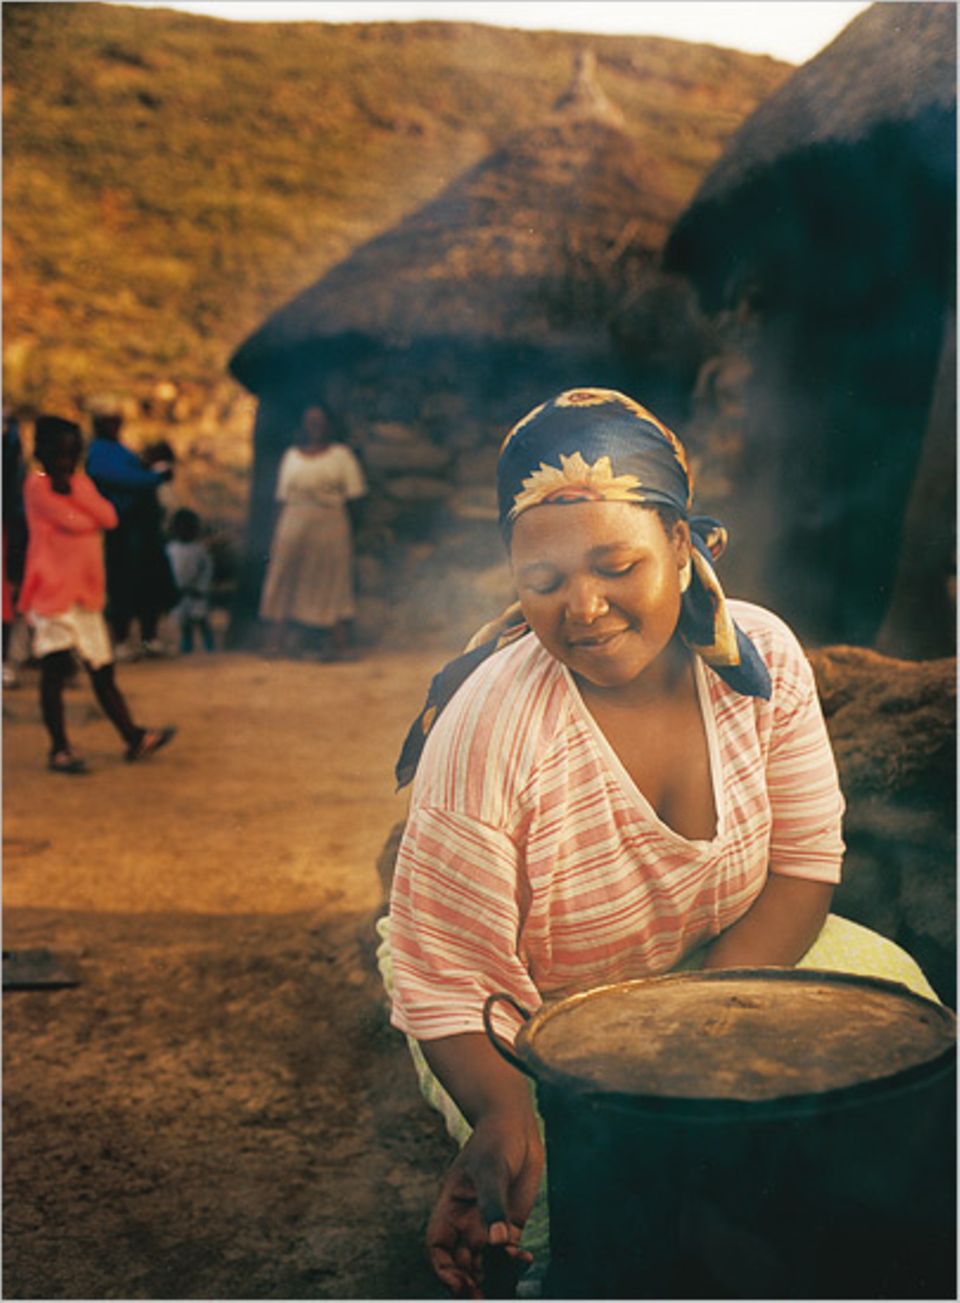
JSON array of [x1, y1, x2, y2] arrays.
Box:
[[3, 1, 788, 424]]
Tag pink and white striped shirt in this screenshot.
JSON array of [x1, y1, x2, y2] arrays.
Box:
[[388, 601, 845, 1042]]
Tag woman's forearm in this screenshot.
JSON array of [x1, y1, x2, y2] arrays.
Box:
[[71, 473, 119, 529], [28, 479, 114, 534], [702, 874, 834, 969], [419, 1031, 537, 1129]]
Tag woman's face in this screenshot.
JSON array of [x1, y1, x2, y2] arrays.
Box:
[[510, 500, 690, 690], [47, 433, 81, 481], [301, 407, 331, 447]]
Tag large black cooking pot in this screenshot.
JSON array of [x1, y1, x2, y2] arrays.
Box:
[[483, 968, 956, 1299]]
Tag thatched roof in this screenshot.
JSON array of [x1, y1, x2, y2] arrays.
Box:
[[679, 2, 955, 211], [662, 2, 956, 314], [230, 57, 669, 395]]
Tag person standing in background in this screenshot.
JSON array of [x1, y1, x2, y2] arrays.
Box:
[[259, 403, 367, 661], [85, 397, 177, 660]]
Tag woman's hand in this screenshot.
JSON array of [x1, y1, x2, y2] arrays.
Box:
[[417, 1031, 545, 1297], [426, 1108, 543, 1298]]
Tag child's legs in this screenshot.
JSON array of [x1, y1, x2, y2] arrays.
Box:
[[39, 650, 75, 754], [85, 661, 142, 748], [183, 617, 214, 652]]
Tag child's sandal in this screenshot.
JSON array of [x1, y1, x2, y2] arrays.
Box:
[[48, 750, 88, 775], [125, 726, 177, 763]]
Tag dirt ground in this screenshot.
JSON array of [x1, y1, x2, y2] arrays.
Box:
[[3, 649, 462, 1300]]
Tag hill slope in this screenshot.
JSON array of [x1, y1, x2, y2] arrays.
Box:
[[3, 2, 788, 424]]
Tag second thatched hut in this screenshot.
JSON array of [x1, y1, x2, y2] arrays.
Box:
[[664, 1, 956, 651]]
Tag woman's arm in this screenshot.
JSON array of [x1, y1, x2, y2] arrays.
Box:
[[86, 441, 166, 491], [69, 472, 119, 529], [701, 874, 834, 969], [419, 1033, 544, 1299], [25, 474, 117, 533], [274, 448, 296, 502], [389, 799, 545, 1297], [703, 620, 844, 970]]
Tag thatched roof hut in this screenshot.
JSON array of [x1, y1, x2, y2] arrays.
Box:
[[229, 55, 705, 634], [663, 2, 956, 649], [230, 54, 672, 401], [676, 2, 955, 230]]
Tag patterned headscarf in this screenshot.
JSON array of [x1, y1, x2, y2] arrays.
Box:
[[396, 388, 770, 788]]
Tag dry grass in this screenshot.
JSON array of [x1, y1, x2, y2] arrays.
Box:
[[3, 1, 788, 412]]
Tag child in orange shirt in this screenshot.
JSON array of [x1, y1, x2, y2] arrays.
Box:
[[19, 415, 176, 773]]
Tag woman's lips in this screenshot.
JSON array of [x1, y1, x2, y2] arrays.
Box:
[[568, 628, 629, 652]]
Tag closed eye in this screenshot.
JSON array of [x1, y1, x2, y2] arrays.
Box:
[[596, 562, 636, 578], [526, 576, 562, 595]]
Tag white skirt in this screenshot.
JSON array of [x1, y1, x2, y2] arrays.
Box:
[[258, 501, 355, 627], [28, 606, 113, 669]]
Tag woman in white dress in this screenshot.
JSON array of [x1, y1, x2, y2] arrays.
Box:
[[259, 404, 367, 659]]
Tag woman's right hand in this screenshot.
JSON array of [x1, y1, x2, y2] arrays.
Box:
[[426, 1108, 544, 1299]]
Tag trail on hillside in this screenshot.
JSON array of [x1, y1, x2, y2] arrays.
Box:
[[3, 651, 455, 1300]]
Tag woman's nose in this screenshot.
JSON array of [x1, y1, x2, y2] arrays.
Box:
[[565, 577, 609, 623]]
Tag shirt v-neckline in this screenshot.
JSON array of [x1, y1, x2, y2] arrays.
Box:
[[562, 655, 725, 850]]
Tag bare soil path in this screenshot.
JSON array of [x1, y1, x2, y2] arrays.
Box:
[[3, 650, 457, 1300]]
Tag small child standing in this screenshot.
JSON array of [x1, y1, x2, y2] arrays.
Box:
[[166, 508, 215, 653], [19, 415, 176, 773]]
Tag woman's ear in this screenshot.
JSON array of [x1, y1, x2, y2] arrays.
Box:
[[672, 519, 692, 565], [673, 520, 693, 592]]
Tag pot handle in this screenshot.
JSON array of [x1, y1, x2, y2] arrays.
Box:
[[482, 992, 535, 1078]]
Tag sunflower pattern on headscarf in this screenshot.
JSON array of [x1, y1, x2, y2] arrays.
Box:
[[511, 452, 646, 515], [396, 388, 770, 789]]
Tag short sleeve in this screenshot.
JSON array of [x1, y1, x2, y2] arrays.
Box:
[[766, 649, 845, 884], [339, 446, 367, 501], [275, 449, 296, 502], [388, 805, 541, 1044]]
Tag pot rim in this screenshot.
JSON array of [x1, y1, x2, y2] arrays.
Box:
[[513, 967, 957, 1121]]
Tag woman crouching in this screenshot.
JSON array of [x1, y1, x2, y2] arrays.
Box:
[[380, 388, 937, 1297]]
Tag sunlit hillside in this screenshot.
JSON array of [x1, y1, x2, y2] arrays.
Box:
[[3, 0, 788, 435]]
